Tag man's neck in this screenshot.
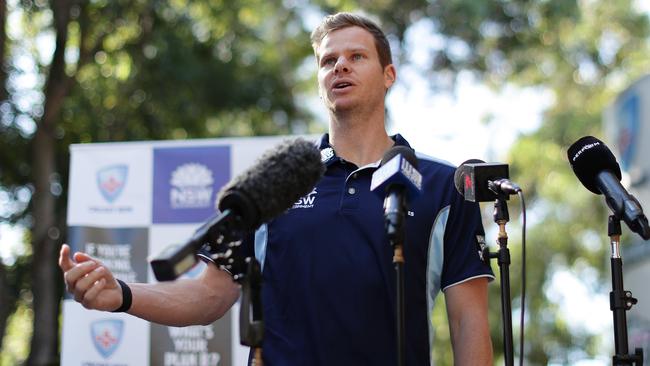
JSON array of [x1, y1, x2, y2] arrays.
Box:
[[328, 109, 394, 167]]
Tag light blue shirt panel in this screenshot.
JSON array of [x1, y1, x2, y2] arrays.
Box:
[[426, 205, 450, 356], [254, 224, 268, 271]]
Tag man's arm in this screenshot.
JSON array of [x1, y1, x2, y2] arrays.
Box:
[[444, 277, 493, 366], [59, 244, 240, 326]]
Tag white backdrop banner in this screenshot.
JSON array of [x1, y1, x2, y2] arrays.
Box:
[[62, 135, 310, 366]]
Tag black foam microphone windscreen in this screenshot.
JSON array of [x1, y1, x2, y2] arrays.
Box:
[[567, 136, 622, 194], [217, 138, 325, 230], [567, 135, 650, 240]]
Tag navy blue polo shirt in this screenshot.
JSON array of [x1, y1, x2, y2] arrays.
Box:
[[217, 134, 493, 365]]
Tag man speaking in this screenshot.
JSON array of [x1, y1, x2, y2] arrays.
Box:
[[61, 12, 494, 365]]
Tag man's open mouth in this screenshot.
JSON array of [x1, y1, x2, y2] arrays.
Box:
[[333, 82, 353, 89]]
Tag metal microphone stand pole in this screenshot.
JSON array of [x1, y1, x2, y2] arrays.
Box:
[[488, 195, 514, 366], [385, 190, 407, 366], [240, 257, 265, 366], [607, 216, 643, 366], [208, 229, 265, 366], [392, 239, 406, 366]]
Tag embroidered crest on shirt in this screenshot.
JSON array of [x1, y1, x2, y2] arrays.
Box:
[[475, 234, 489, 263], [320, 148, 335, 163], [292, 188, 317, 209]]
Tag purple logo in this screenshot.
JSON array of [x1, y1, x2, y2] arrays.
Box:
[[97, 165, 128, 203], [153, 146, 231, 223], [90, 319, 124, 359], [616, 93, 639, 171]]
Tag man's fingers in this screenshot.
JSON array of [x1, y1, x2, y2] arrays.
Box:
[[60, 244, 121, 311], [74, 251, 95, 263], [59, 244, 76, 271], [63, 260, 98, 292], [74, 266, 108, 294], [82, 278, 107, 309]]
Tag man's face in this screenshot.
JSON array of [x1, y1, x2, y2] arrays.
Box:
[[316, 26, 395, 113]]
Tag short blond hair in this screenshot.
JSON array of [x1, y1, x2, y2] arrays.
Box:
[[310, 12, 393, 68]]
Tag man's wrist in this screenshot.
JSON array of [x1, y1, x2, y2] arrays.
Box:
[[111, 279, 132, 313]]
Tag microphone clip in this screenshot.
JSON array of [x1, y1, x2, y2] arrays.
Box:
[[488, 179, 522, 197]]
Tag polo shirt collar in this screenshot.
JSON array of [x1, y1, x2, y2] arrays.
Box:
[[318, 133, 412, 167]]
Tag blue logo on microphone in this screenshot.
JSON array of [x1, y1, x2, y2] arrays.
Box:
[[90, 318, 124, 359]]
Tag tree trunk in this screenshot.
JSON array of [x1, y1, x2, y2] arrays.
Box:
[[0, 0, 14, 351], [0, 0, 7, 103], [0, 258, 16, 349], [27, 129, 59, 366], [0, 0, 6, 101], [26, 0, 71, 364]]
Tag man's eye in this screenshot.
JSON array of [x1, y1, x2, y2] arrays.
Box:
[[352, 54, 363, 60], [322, 58, 335, 66]]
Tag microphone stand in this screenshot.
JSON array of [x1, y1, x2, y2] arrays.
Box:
[[487, 194, 514, 366], [393, 240, 406, 366], [607, 216, 644, 366], [210, 240, 265, 365], [240, 257, 265, 366], [385, 189, 407, 366]]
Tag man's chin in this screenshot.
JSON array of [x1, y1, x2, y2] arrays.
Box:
[[330, 100, 359, 113]]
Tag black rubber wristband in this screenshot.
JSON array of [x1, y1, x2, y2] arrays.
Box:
[[112, 279, 132, 313]]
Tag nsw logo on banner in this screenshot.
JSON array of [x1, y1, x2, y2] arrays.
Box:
[[91, 318, 124, 359], [153, 146, 231, 223], [97, 164, 128, 203]]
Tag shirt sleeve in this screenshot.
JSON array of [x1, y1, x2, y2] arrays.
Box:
[[440, 191, 494, 291]]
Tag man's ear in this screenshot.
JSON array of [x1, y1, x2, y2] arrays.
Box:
[[384, 64, 396, 89]]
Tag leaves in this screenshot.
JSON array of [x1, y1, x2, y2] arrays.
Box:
[[1, 0, 649, 363]]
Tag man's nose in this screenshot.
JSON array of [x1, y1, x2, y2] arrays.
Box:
[[334, 57, 350, 73]]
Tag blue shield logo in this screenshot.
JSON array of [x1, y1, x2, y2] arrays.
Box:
[[616, 93, 639, 171], [97, 165, 128, 203], [90, 319, 124, 359]]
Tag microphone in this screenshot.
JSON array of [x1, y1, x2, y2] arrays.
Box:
[[454, 159, 521, 202], [151, 138, 326, 281], [567, 136, 650, 240], [370, 146, 422, 243]]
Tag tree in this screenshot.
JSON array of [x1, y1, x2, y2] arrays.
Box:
[[2, 0, 649, 364], [311, 0, 650, 363], [0, 0, 316, 364]]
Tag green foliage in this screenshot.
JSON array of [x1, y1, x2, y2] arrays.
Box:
[[496, 0, 649, 363], [1, 0, 649, 364], [58, 0, 316, 145], [0, 252, 31, 365], [0, 0, 320, 362], [0, 303, 33, 365], [314, 0, 650, 363]]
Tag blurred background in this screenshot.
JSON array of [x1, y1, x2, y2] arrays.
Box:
[[1, 0, 650, 365]]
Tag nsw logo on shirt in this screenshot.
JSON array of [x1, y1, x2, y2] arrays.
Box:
[[292, 188, 317, 209], [475, 234, 489, 263]]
